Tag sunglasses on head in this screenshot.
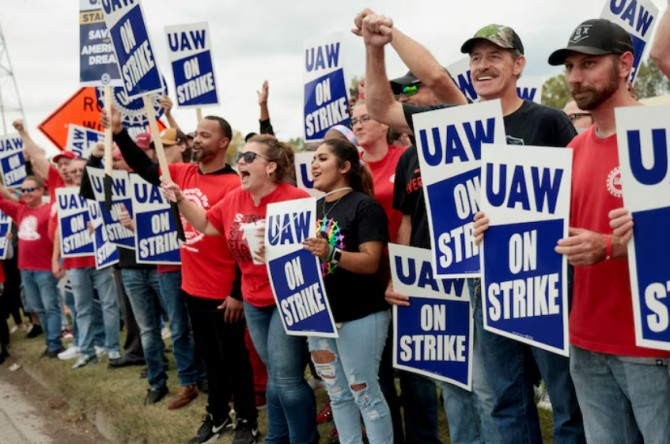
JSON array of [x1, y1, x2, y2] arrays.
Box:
[[235, 151, 269, 164], [401, 84, 420, 97], [20, 187, 38, 193]]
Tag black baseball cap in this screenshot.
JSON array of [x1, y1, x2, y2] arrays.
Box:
[[548, 19, 634, 65], [389, 71, 420, 95]]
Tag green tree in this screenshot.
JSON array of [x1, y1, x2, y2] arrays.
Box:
[[541, 74, 570, 109], [633, 59, 670, 99]]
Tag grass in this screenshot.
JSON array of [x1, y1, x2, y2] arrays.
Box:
[[9, 323, 554, 443]]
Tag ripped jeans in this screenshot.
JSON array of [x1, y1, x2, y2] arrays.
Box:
[[308, 310, 392, 444]]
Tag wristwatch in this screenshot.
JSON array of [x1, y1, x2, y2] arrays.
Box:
[[331, 248, 343, 265]]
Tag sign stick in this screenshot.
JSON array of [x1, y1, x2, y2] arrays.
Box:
[[195, 107, 203, 123], [143, 96, 185, 241], [103, 86, 113, 210]]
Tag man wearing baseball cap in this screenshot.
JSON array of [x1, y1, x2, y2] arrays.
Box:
[[357, 10, 583, 444], [550, 19, 670, 443]]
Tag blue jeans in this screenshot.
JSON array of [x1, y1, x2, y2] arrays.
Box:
[[244, 302, 318, 444], [309, 310, 392, 444], [157, 271, 200, 386], [62, 289, 79, 345], [70, 267, 120, 356], [570, 346, 670, 444], [470, 278, 585, 444], [121, 268, 165, 389], [21, 270, 62, 352]]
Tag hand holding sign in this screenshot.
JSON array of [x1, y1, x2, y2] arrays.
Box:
[[609, 207, 634, 243], [118, 203, 134, 231], [555, 227, 608, 266], [385, 282, 410, 307], [473, 211, 490, 246]]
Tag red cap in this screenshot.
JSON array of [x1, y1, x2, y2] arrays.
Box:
[[135, 132, 152, 150], [52, 150, 77, 163]]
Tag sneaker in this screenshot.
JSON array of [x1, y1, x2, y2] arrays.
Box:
[[95, 346, 106, 358], [537, 387, 553, 412], [144, 385, 168, 405], [107, 356, 146, 369], [188, 413, 233, 444], [58, 346, 81, 361], [316, 402, 333, 424], [61, 329, 74, 342], [167, 384, 198, 410], [232, 419, 259, 444], [46, 347, 66, 359], [107, 350, 121, 360], [26, 324, 43, 338], [161, 326, 171, 340], [72, 353, 98, 369]]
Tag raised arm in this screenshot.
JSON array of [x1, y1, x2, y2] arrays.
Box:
[[160, 95, 182, 132], [161, 179, 221, 236], [650, 2, 670, 78], [257, 80, 275, 135], [352, 10, 412, 134], [390, 28, 467, 105], [12, 119, 50, 180]]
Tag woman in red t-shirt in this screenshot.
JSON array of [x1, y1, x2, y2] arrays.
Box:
[[165, 135, 319, 444]]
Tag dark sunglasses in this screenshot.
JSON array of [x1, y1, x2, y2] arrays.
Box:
[[567, 112, 592, 123], [20, 187, 38, 193], [401, 84, 420, 97], [235, 151, 269, 164]]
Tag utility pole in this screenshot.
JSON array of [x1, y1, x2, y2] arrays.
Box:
[[0, 22, 25, 134]]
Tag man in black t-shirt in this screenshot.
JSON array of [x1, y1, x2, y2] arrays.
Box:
[[356, 10, 584, 444]]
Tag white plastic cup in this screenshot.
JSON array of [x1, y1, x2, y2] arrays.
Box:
[[241, 220, 266, 265]]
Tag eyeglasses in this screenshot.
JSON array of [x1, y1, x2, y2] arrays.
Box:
[[567, 112, 592, 123], [235, 151, 269, 164], [351, 115, 372, 126], [401, 84, 421, 97], [20, 187, 38, 193]]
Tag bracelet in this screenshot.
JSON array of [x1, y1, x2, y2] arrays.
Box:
[[604, 234, 612, 260], [324, 245, 334, 263]]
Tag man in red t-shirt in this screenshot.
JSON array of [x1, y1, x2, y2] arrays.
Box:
[[550, 19, 670, 442], [105, 108, 257, 443], [0, 176, 63, 357]]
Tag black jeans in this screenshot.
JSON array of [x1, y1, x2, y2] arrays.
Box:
[[186, 294, 256, 423]]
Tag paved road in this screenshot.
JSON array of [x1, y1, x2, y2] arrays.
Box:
[[0, 361, 105, 444]]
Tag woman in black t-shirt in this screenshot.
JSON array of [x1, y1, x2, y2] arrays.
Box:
[[303, 139, 392, 444]]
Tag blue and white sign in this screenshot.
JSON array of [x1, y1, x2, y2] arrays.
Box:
[[0, 211, 11, 260], [100, 0, 162, 100], [0, 134, 26, 189], [303, 34, 350, 142], [79, 0, 122, 87], [616, 105, 670, 351], [390, 244, 473, 390], [266, 197, 337, 337], [56, 188, 94, 258], [165, 22, 218, 108], [601, 0, 659, 82], [413, 100, 506, 277], [131, 174, 180, 264], [294, 152, 324, 198], [86, 167, 135, 249], [87, 199, 119, 269], [66, 124, 104, 159], [446, 57, 544, 104], [480, 144, 572, 356]]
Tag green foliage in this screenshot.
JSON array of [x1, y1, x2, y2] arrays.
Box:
[[633, 59, 670, 99], [541, 74, 570, 109]]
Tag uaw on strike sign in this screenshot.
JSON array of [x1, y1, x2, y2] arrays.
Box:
[[616, 105, 670, 351], [480, 144, 572, 356]]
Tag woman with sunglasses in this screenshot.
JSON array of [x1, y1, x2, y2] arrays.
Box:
[[163, 134, 319, 444], [303, 138, 392, 444], [350, 103, 406, 244]]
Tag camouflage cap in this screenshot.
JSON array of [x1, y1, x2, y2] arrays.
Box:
[[460, 24, 525, 55]]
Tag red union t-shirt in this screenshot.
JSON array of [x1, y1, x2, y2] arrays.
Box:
[[168, 163, 241, 300], [207, 183, 309, 307], [569, 127, 670, 358], [0, 200, 53, 271], [363, 146, 406, 243]]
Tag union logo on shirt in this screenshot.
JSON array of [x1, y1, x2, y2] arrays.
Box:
[[18, 215, 41, 241], [180, 188, 210, 252], [606, 166, 622, 198]]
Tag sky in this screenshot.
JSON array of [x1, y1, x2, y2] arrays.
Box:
[[0, 0, 666, 156]]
